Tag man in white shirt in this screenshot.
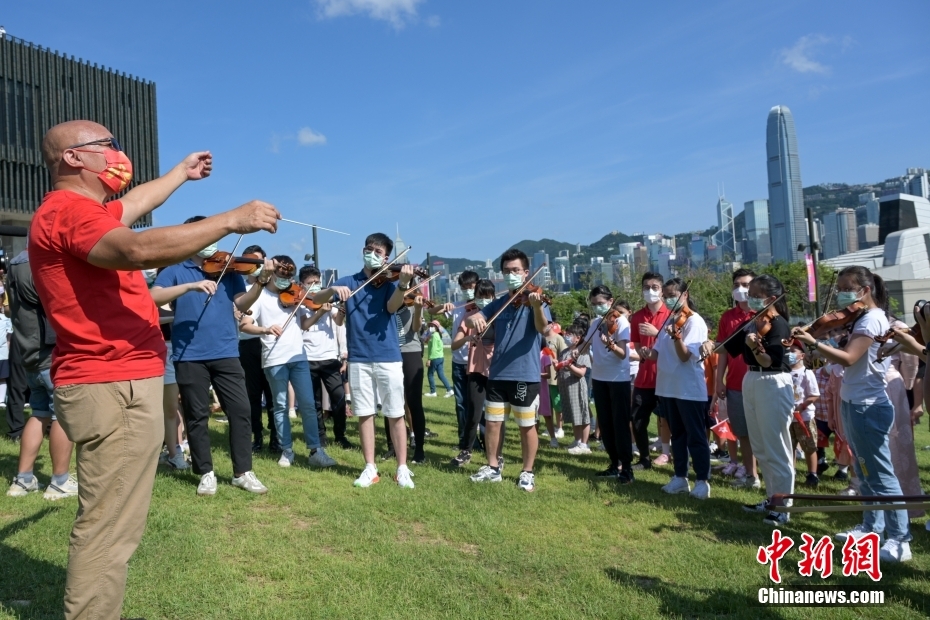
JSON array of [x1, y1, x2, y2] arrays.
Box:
[[299, 265, 352, 450]]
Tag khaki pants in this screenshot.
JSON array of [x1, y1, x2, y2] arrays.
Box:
[[54, 376, 164, 620]]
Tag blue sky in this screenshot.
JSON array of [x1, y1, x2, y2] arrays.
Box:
[[5, 1, 929, 276]]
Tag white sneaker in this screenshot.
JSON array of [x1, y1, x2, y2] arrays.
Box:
[[549, 438, 559, 448], [197, 471, 217, 496], [731, 476, 761, 489], [554, 427, 565, 439], [567, 443, 592, 455], [838, 486, 859, 497], [444, 392, 453, 399], [354, 465, 380, 488], [690, 480, 710, 500], [168, 452, 190, 470], [231, 471, 268, 494], [7, 476, 43, 497], [44, 474, 78, 501], [835, 524, 884, 544], [395, 465, 415, 489], [566, 439, 579, 450], [662, 477, 691, 494], [517, 471, 535, 492], [470, 465, 502, 483], [308, 448, 336, 468], [288, 408, 298, 419], [278, 450, 295, 468], [879, 539, 912, 563], [424, 392, 438, 398]]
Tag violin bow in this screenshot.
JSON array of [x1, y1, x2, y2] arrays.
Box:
[[478, 263, 547, 340], [279, 218, 350, 236], [792, 270, 838, 337], [204, 234, 244, 307], [701, 293, 785, 360]]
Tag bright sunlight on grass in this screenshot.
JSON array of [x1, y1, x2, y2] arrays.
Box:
[[2, 353, 930, 619]]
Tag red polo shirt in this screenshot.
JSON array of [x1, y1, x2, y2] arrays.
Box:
[[30, 190, 166, 386], [630, 304, 671, 389], [717, 305, 753, 392]]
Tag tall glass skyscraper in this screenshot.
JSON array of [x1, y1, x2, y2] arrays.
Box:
[[743, 199, 772, 265], [766, 106, 806, 263]]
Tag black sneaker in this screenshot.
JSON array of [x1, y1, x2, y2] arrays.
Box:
[[617, 470, 635, 485], [817, 459, 830, 475], [269, 440, 282, 454], [381, 447, 396, 461], [743, 500, 770, 513], [450, 450, 472, 468], [804, 473, 820, 488], [763, 511, 790, 525], [251, 439, 263, 454], [595, 467, 620, 478], [411, 454, 426, 465], [833, 470, 849, 482], [424, 428, 439, 438], [336, 437, 355, 450]]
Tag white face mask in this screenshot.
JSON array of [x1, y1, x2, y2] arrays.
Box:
[[307, 283, 322, 293], [643, 289, 662, 304], [197, 243, 218, 258], [505, 272, 524, 290], [463, 288, 475, 301], [475, 298, 493, 309], [142, 268, 158, 284], [732, 286, 749, 303]]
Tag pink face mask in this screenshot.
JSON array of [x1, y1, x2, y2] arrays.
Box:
[[76, 148, 134, 193]]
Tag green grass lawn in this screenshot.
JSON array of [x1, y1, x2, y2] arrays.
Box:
[[2, 354, 930, 619]]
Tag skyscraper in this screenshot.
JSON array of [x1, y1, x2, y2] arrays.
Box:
[[743, 199, 772, 265], [531, 250, 550, 285], [713, 193, 737, 259], [766, 105, 806, 262]]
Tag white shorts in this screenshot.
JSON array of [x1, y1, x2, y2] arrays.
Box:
[[348, 361, 405, 419]]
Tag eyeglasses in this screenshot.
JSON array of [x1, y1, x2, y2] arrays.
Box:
[[66, 137, 122, 151], [501, 267, 525, 275]]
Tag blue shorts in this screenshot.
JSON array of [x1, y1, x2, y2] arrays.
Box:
[[27, 369, 55, 421]]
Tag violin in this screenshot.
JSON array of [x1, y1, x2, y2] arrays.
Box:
[[464, 302, 478, 312], [201, 251, 265, 279], [753, 304, 780, 337], [403, 291, 435, 309], [875, 300, 927, 361], [370, 264, 429, 288], [666, 305, 694, 340], [278, 283, 324, 311], [509, 283, 552, 307], [784, 301, 867, 346]]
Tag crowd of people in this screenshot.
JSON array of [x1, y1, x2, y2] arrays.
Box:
[[2, 119, 928, 618]]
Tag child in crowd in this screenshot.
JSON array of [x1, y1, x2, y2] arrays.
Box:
[[787, 341, 820, 487], [558, 323, 592, 455], [539, 342, 557, 446]]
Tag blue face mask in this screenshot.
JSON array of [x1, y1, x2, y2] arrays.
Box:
[[836, 291, 861, 307], [475, 298, 493, 309], [747, 297, 767, 312], [786, 352, 799, 366], [197, 243, 218, 258], [593, 303, 610, 317], [564, 336, 575, 346], [363, 251, 384, 270], [664, 297, 682, 312], [463, 288, 475, 301], [505, 273, 524, 290], [274, 277, 292, 290]]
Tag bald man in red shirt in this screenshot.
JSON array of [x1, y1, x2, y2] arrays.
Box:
[[32, 120, 279, 619]]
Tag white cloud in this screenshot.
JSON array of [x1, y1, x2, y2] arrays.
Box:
[[297, 127, 327, 146], [780, 35, 831, 74], [315, 0, 426, 29]]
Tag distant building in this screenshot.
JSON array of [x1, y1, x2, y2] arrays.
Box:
[[633, 245, 649, 274], [322, 268, 339, 285], [879, 194, 930, 244], [690, 235, 706, 266], [572, 264, 594, 290], [821, 208, 858, 259], [0, 34, 159, 257], [712, 194, 738, 259], [857, 223, 879, 250], [766, 105, 806, 262], [855, 197, 880, 228], [743, 199, 772, 265], [531, 250, 550, 285], [553, 255, 569, 287], [394, 227, 409, 263], [883, 168, 929, 200]]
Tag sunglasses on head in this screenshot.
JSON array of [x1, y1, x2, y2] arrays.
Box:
[[67, 137, 123, 151]]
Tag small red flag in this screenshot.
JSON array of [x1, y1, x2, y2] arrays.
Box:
[[711, 418, 737, 443]]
